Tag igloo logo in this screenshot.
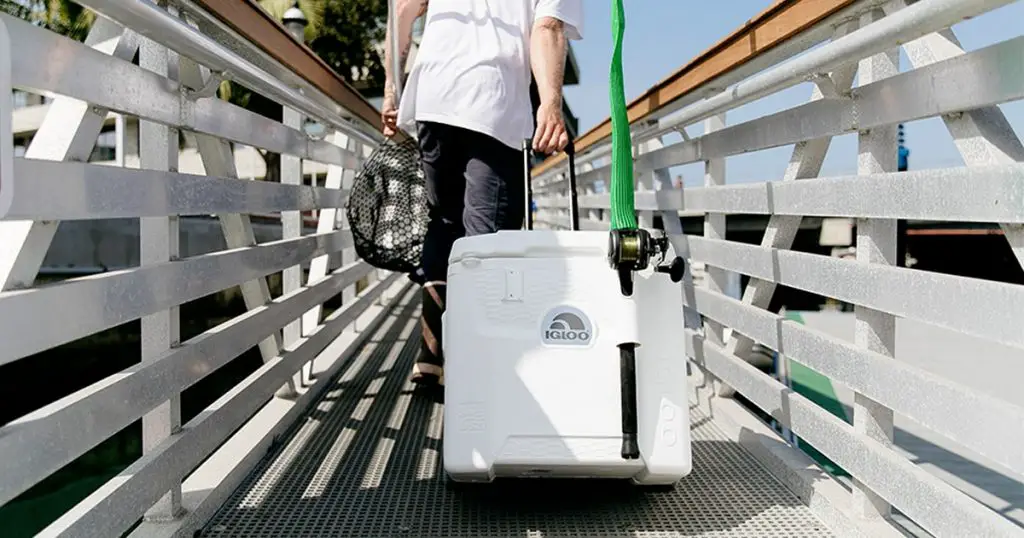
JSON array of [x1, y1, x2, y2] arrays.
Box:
[[541, 306, 594, 347]]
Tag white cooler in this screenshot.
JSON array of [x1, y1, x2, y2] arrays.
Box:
[[441, 229, 691, 486]]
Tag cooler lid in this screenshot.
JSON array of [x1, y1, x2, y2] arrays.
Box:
[[448, 230, 608, 263]]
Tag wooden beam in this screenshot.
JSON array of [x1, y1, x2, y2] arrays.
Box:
[[533, 0, 858, 176], [194, 0, 384, 138]]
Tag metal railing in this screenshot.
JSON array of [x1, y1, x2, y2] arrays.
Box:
[[0, 1, 403, 536], [534, 0, 1023, 536]]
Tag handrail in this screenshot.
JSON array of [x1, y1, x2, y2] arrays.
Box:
[[534, 0, 1019, 190], [0, 1, 401, 534], [530, 0, 1024, 534], [190, 0, 387, 140], [533, 0, 862, 176], [77, 0, 382, 148], [634, 0, 1015, 149]]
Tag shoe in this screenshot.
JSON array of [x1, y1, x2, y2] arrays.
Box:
[[410, 361, 443, 386]]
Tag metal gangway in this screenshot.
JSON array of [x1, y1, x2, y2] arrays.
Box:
[[0, 0, 1021, 536]]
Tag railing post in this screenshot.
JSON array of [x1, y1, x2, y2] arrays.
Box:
[[139, 33, 184, 521], [635, 140, 657, 230], [717, 17, 860, 401], [852, 5, 898, 521], [580, 161, 600, 226], [702, 113, 731, 396], [649, 137, 702, 333], [175, 55, 298, 399], [303, 130, 351, 332], [282, 104, 304, 386], [281, 110, 303, 302], [340, 140, 358, 306]]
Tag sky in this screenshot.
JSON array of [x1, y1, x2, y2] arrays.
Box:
[[559, 0, 1024, 186]]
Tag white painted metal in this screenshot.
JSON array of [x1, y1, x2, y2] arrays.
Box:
[[702, 114, 729, 397], [3, 159, 348, 220], [536, 0, 1015, 188], [339, 142, 359, 306], [0, 17, 139, 291], [172, 0, 381, 142], [682, 235, 1024, 348], [532, 0, 889, 179], [692, 19, 861, 402], [566, 36, 1024, 191], [682, 286, 1024, 476], [138, 31, 184, 521], [282, 105, 304, 352], [887, 0, 1024, 269], [685, 330, 1023, 538], [36, 273, 401, 538], [533, 0, 1019, 188], [0, 0, 399, 532], [1, 15, 360, 169], [302, 131, 351, 334], [178, 54, 298, 397], [74, 0, 378, 146], [2, 0, 1022, 536], [0, 229, 354, 365], [636, 141, 657, 230], [0, 17, 11, 220], [530, 1, 1024, 535], [852, 7, 899, 518], [557, 164, 1024, 222], [0, 261, 374, 508]]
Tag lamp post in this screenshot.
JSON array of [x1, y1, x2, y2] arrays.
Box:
[[282, 2, 308, 42], [281, 4, 326, 140], [387, 0, 404, 99]]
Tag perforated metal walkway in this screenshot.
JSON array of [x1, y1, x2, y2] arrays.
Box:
[[202, 289, 833, 537]]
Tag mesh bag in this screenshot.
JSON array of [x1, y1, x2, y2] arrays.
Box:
[[345, 136, 429, 274]]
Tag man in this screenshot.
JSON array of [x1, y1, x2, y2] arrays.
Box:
[[382, 0, 583, 385]]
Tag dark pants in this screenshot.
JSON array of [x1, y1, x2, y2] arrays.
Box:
[[418, 121, 525, 281], [415, 121, 524, 371]]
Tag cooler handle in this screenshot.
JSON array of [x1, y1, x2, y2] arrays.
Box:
[[522, 140, 580, 232]]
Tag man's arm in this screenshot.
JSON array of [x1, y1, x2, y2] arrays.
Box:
[[382, 0, 428, 135], [530, 16, 569, 154]]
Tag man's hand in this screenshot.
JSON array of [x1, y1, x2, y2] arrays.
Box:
[[533, 101, 568, 154], [382, 91, 398, 138], [530, 16, 569, 154], [382, 0, 428, 138]]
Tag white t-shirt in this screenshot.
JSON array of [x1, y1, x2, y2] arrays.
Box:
[[397, 0, 584, 150]]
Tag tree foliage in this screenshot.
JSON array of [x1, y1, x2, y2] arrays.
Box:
[[3, 0, 95, 40], [312, 0, 388, 95]]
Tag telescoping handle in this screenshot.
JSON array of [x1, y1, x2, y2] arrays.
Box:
[[522, 139, 534, 230], [522, 140, 579, 231]]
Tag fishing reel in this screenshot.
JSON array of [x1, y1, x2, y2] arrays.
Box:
[[607, 228, 686, 297], [608, 227, 686, 461]]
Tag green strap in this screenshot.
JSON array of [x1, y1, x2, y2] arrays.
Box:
[[608, 0, 636, 230]]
